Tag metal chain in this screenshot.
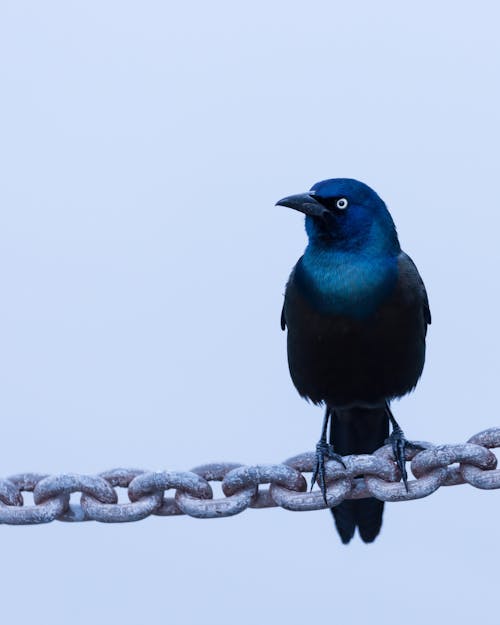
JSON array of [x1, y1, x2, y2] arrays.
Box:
[[1, 427, 500, 525]]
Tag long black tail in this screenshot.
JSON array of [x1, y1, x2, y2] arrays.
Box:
[[330, 406, 389, 544]]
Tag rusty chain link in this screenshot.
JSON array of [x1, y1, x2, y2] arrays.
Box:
[[0, 427, 499, 525]]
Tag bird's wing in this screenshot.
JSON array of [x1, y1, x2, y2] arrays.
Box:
[[400, 252, 431, 326], [281, 303, 286, 330]]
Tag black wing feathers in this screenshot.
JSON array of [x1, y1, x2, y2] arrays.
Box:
[[281, 304, 286, 331]]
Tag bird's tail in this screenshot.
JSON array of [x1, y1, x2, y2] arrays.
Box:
[[330, 406, 389, 544]]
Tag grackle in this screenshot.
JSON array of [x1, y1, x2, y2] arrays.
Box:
[[277, 178, 430, 543]]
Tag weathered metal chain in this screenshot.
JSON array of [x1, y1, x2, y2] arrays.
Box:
[[1, 427, 499, 525]]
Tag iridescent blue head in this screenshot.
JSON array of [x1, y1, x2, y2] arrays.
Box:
[[276, 178, 400, 257], [276, 179, 401, 317]]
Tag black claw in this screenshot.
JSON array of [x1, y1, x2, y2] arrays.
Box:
[[311, 441, 346, 503], [406, 441, 425, 451], [387, 426, 423, 492], [385, 403, 424, 493]]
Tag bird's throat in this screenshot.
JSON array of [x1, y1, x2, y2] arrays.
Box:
[[296, 248, 398, 319]]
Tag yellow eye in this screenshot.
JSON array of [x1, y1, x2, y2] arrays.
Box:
[[336, 198, 348, 210]]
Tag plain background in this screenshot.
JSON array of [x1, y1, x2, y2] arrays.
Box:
[[1, 1, 499, 623]]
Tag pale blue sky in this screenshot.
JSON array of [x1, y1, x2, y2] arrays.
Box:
[[0, 1, 499, 623]]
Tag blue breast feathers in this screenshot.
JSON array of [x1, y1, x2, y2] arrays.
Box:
[[296, 249, 399, 319]]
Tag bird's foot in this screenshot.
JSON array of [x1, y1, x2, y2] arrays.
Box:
[[386, 426, 424, 491], [311, 441, 346, 504]]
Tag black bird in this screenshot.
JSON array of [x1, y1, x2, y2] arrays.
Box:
[[277, 178, 430, 543]]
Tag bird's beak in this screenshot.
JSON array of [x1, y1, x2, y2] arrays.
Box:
[[275, 192, 325, 219]]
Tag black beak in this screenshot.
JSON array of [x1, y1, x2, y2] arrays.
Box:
[[275, 192, 326, 219]]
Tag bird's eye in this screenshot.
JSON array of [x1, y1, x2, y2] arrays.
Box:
[[336, 198, 348, 210]]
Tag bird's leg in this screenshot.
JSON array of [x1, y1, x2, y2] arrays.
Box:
[[311, 407, 346, 503], [385, 402, 424, 491]]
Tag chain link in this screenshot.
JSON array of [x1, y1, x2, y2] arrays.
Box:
[[0, 427, 499, 524]]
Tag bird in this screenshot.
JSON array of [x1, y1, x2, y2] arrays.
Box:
[[277, 178, 430, 544]]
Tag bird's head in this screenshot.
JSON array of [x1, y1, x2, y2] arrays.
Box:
[[276, 178, 400, 255]]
